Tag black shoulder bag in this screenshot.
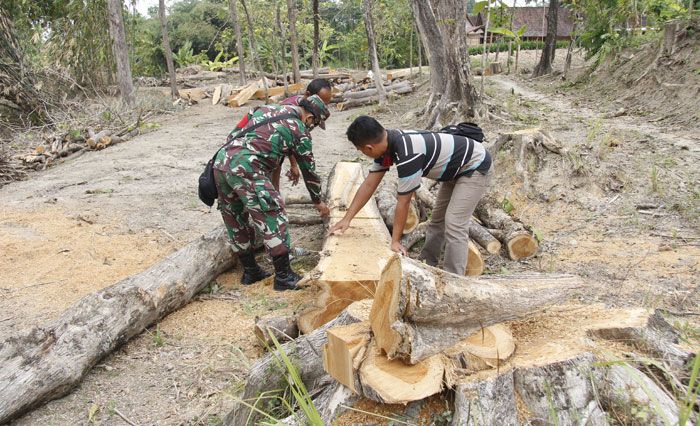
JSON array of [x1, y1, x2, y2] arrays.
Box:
[[197, 113, 296, 207]]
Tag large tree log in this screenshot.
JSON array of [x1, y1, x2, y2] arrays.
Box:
[[0, 226, 234, 424], [370, 254, 583, 364], [337, 84, 413, 110], [297, 162, 393, 334], [474, 194, 538, 260], [341, 81, 411, 100], [225, 300, 371, 426], [374, 180, 419, 235]]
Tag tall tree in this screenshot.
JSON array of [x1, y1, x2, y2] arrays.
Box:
[[228, 0, 246, 85], [158, 0, 179, 99], [532, 0, 559, 77], [240, 0, 269, 97], [362, 0, 387, 106], [312, 0, 320, 77], [286, 0, 301, 83], [275, 1, 289, 95], [0, 8, 45, 121], [106, 0, 135, 106], [411, 0, 480, 125]]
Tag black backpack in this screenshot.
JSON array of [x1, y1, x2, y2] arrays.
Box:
[[439, 122, 484, 142], [197, 113, 295, 207]]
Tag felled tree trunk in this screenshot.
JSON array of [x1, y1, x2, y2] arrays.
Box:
[[225, 300, 371, 426], [253, 315, 299, 347], [370, 254, 583, 364], [297, 162, 393, 334], [0, 227, 234, 424], [374, 180, 419, 235], [474, 194, 539, 260]]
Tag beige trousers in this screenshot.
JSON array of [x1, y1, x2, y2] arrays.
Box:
[[420, 168, 493, 274]]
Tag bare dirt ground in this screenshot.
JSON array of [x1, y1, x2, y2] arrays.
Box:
[[2, 49, 698, 425]]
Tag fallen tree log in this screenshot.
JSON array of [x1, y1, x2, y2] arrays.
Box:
[[288, 213, 324, 226], [254, 315, 299, 347], [225, 300, 371, 426], [468, 221, 501, 255], [337, 84, 413, 110], [474, 194, 538, 260], [400, 222, 483, 276], [284, 194, 313, 205], [374, 180, 419, 235], [341, 81, 411, 100], [0, 226, 235, 424], [297, 162, 393, 333], [370, 254, 583, 364]]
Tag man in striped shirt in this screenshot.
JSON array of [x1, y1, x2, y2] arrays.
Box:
[[328, 116, 493, 275]]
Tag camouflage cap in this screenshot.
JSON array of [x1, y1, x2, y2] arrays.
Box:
[[300, 94, 331, 130]]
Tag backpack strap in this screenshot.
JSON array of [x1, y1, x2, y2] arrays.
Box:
[[211, 112, 298, 162]]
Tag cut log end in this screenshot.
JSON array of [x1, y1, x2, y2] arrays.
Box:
[[507, 233, 539, 260], [369, 254, 402, 359], [466, 241, 484, 276], [359, 342, 444, 405]]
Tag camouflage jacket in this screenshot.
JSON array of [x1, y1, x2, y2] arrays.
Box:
[[214, 105, 322, 203]]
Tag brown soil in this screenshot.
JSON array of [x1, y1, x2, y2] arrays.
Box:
[[3, 46, 699, 425]]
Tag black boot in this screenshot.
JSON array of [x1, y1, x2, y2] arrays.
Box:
[[272, 253, 302, 291], [239, 252, 271, 285]]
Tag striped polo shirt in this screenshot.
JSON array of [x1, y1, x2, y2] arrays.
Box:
[[369, 129, 489, 194]]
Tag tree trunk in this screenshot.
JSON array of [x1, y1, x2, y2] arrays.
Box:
[[532, 0, 559, 77], [286, 0, 301, 83], [0, 227, 235, 424], [275, 3, 290, 95], [297, 162, 393, 333], [229, 0, 247, 85], [563, 20, 577, 79], [158, 0, 179, 99], [312, 0, 320, 78], [362, 0, 387, 106], [106, 0, 135, 106], [480, 2, 491, 100], [370, 254, 583, 364], [474, 194, 538, 260], [225, 300, 372, 426], [374, 180, 419, 235], [240, 0, 268, 99], [0, 9, 46, 121]]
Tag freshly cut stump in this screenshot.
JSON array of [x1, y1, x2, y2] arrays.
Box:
[[370, 254, 583, 364], [297, 162, 393, 333], [358, 342, 444, 405], [444, 324, 515, 378], [474, 194, 538, 260]]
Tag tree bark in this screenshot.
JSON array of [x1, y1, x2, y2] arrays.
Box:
[[468, 221, 502, 254], [106, 0, 135, 106], [225, 300, 371, 426], [158, 0, 179, 99], [374, 180, 419, 235], [0, 9, 46, 121], [532, 0, 559, 77], [312, 0, 320, 78], [286, 0, 301, 83], [0, 227, 234, 424], [370, 254, 583, 364], [254, 315, 299, 347], [362, 0, 387, 106], [275, 3, 290, 95], [229, 0, 247, 85], [297, 162, 393, 333], [563, 20, 577, 79]]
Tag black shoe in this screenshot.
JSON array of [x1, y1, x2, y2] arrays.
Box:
[[272, 253, 302, 291], [239, 252, 271, 285]]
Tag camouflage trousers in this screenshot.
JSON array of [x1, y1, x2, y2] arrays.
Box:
[[213, 167, 290, 257]]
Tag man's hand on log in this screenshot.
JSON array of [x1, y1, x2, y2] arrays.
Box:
[[327, 218, 350, 235], [314, 201, 330, 218], [391, 241, 408, 256]]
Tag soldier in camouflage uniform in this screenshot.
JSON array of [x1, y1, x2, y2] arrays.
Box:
[[213, 95, 331, 291]]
